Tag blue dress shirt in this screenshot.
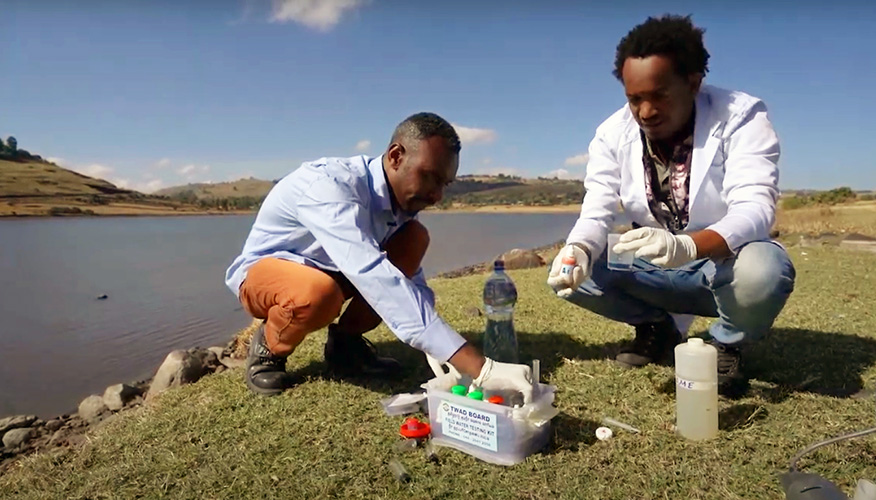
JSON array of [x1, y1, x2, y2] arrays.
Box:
[[225, 155, 466, 362]]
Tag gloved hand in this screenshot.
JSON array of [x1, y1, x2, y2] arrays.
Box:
[[612, 227, 698, 268], [474, 357, 534, 404], [546, 244, 591, 298]]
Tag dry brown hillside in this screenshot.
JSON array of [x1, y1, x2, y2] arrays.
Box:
[[0, 159, 214, 217], [0, 159, 130, 197]]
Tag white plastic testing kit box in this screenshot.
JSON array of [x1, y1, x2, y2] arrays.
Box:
[[421, 372, 559, 466]]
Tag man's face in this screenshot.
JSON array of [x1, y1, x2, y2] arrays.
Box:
[[621, 55, 701, 141], [386, 136, 458, 214]]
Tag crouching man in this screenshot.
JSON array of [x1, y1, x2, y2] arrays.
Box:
[[226, 112, 533, 401], [547, 16, 795, 394]]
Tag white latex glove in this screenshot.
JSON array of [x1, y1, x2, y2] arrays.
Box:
[[612, 227, 698, 268], [474, 358, 534, 404], [546, 244, 591, 298], [425, 353, 462, 379]]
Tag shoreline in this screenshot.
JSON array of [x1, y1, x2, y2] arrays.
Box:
[[425, 204, 581, 214], [0, 203, 583, 219], [3, 229, 875, 470]]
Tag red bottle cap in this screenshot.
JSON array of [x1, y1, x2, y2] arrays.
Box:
[[399, 417, 431, 439], [487, 395, 504, 405]]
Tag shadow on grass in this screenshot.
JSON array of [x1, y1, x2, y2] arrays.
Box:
[[284, 326, 876, 405], [743, 327, 876, 400], [654, 327, 876, 402], [548, 412, 601, 453], [283, 329, 626, 396], [719, 403, 769, 431]]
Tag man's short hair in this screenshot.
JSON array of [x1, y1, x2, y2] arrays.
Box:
[[613, 14, 710, 81], [391, 112, 461, 155]]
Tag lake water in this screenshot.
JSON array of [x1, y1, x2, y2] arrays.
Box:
[[0, 212, 578, 418]]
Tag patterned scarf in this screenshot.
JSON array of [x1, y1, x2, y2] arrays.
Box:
[[641, 117, 694, 233]]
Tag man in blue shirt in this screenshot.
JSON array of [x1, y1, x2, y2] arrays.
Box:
[[226, 112, 534, 399]]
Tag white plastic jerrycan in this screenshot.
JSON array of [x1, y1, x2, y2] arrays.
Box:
[[674, 337, 718, 440]]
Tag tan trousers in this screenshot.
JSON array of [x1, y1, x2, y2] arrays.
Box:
[[238, 220, 429, 356]]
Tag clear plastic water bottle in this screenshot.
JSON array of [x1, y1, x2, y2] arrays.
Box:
[[482, 260, 519, 363]]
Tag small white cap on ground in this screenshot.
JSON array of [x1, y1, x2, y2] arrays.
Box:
[[595, 426, 613, 441]]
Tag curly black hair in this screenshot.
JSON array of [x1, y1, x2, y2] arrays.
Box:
[[613, 15, 710, 81], [391, 112, 461, 154]]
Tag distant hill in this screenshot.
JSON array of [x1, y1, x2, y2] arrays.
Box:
[[155, 178, 277, 201], [439, 175, 584, 208], [0, 158, 133, 198], [0, 153, 225, 217], [154, 173, 584, 210]]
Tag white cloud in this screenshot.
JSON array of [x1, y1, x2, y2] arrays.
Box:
[[545, 168, 585, 180], [46, 157, 66, 166], [355, 139, 371, 152], [155, 158, 172, 168], [564, 153, 589, 166], [269, 0, 365, 31], [481, 158, 492, 165], [76, 164, 115, 179], [141, 179, 165, 193], [177, 164, 210, 178], [49, 158, 174, 194], [452, 124, 497, 145], [112, 178, 165, 194]]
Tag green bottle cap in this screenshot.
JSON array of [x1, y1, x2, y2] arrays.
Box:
[[466, 391, 484, 401], [451, 385, 467, 396]]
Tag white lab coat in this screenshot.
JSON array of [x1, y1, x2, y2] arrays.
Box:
[[566, 84, 780, 256]]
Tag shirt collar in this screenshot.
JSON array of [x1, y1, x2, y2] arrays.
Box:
[[367, 155, 394, 213]]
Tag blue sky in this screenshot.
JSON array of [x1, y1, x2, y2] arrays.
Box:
[[2, 0, 874, 192]]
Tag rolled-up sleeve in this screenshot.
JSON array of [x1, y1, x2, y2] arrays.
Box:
[[296, 179, 466, 362], [707, 103, 780, 252]]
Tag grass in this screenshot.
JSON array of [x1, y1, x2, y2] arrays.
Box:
[[2, 247, 876, 499], [775, 201, 876, 236]]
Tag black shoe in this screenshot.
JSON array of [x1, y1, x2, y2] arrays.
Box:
[[707, 339, 750, 397], [615, 318, 682, 368], [245, 323, 291, 396], [324, 325, 402, 378]]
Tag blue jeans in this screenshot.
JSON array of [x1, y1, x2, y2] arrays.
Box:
[[559, 241, 796, 345]]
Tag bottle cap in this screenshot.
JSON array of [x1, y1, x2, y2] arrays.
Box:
[[399, 417, 431, 439], [486, 395, 504, 405], [595, 426, 613, 441], [466, 391, 484, 401], [450, 385, 467, 396], [493, 260, 505, 271]]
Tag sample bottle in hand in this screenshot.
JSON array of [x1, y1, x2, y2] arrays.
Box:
[[560, 247, 576, 277]]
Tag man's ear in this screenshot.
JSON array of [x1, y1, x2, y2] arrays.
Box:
[[386, 143, 405, 171]]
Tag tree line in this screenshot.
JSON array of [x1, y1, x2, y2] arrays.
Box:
[[161, 190, 264, 211], [781, 187, 874, 209], [0, 136, 43, 162]]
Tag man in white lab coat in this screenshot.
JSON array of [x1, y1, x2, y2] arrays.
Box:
[[547, 15, 796, 395]]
